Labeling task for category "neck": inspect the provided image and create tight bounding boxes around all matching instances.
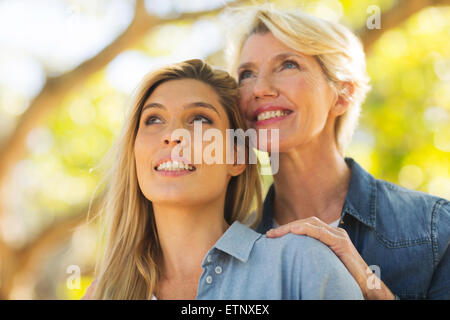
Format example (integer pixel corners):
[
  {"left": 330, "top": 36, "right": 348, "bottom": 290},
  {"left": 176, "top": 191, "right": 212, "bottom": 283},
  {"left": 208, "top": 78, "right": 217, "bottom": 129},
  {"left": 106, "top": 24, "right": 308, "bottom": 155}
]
[
  {"left": 153, "top": 201, "right": 228, "bottom": 281},
  {"left": 272, "top": 127, "right": 351, "bottom": 225}
]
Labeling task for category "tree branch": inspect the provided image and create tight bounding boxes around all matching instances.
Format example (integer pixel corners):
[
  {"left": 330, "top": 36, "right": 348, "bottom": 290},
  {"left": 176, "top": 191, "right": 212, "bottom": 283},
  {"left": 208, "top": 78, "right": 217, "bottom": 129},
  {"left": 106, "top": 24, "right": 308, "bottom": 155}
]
[
  {"left": 0, "top": 0, "right": 243, "bottom": 188},
  {"left": 358, "top": 0, "right": 449, "bottom": 52}
]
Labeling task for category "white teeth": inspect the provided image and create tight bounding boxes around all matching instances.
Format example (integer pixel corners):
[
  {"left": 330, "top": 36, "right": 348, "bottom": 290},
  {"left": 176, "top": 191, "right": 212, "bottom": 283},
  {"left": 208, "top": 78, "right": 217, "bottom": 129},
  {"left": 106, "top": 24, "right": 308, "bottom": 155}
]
[
  {"left": 257, "top": 110, "right": 288, "bottom": 121},
  {"left": 156, "top": 160, "right": 194, "bottom": 171}
]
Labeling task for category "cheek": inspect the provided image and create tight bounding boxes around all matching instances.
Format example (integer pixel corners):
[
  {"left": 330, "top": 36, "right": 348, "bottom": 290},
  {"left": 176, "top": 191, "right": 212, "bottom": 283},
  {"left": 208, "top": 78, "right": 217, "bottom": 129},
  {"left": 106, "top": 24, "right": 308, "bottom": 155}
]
[
  {"left": 238, "top": 87, "right": 252, "bottom": 112},
  {"left": 284, "top": 75, "right": 331, "bottom": 120},
  {"left": 134, "top": 134, "right": 146, "bottom": 164},
  {"left": 198, "top": 165, "right": 230, "bottom": 193},
  {"left": 134, "top": 132, "right": 156, "bottom": 178},
  {"left": 282, "top": 76, "right": 308, "bottom": 99}
]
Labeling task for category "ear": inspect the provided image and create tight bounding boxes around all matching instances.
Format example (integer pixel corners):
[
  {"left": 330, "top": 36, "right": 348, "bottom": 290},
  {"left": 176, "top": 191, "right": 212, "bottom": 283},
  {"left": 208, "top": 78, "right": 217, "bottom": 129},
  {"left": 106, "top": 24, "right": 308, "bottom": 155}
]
[
  {"left": 331, "top": 82, "right": 354, "bottom": 116},
  {"left": 227, "top": 143, "right": 247, "bottom": 177},
  {"left": 228, "top": 162, "right": 247, "bottom": 177}
]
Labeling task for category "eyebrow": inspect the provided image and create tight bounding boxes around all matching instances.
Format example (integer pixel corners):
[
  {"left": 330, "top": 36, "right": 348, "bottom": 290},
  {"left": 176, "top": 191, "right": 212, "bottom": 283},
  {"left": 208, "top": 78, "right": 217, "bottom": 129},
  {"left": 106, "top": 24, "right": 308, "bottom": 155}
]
[
  {"left": 141, "top": 101, "right": 220, "bottom": 117},
  {"left": 237, "top": 52, "right": 305, "bottom": 71}
]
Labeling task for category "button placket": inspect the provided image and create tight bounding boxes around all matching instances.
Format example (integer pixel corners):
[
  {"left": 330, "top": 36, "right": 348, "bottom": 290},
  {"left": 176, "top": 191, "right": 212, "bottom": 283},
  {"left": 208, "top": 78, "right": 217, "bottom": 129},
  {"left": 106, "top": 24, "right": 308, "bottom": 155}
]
[
  {"left": 205, "top": 253, "right": 214, "bottom": 285},
  {"left": 215, "top": 266, "right": 222, "bottom": 274}
]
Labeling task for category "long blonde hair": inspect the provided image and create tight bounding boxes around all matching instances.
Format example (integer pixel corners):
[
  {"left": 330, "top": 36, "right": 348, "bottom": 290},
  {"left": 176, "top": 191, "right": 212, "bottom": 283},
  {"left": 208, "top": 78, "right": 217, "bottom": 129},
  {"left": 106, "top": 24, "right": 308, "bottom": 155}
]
[
  {"left": 224, "top": 4, "right": 371, "bottom": 153},
  {"left": 89, "top": 59, "right": 262, "bottom": 299}
]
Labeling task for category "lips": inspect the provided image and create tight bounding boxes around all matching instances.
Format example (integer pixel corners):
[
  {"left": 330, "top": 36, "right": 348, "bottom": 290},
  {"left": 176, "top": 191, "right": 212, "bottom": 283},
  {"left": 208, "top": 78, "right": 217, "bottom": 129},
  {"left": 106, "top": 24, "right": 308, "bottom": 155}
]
[
  {"left": 251, "top": 106, "right": 292, "bottom": 121},
  {"left": 250, "top": 105, "right": 293, "bottom": 126},
  {"left": 154, "top": 156, "right": 196, "bottom": 172}
]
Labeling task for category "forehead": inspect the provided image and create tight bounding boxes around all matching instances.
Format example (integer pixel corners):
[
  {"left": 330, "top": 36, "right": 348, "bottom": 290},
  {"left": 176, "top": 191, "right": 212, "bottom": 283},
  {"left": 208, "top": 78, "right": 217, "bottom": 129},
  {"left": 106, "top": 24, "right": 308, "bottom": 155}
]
[
  {"left": 146, "top": 78, "right": 219, "bottom": 104},
  {"left": 240, "top": 32, "right": 292, "bottom": 58},
  {"left": 239, "top": 32, "right": 313, "bottom": 64},
  {"left": 238, "top": 32, "right": 321, "bottom": 74}
]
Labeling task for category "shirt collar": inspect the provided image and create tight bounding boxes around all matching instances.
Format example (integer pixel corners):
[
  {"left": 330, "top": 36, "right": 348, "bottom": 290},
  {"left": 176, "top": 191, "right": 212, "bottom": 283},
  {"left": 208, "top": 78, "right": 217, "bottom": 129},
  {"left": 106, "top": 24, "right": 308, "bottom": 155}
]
[
  {"left": 342, "top": 158, "right": 377, "bottom": 229},
  {"left": 258, "top": 158, "right": 377, "bottom": 231},
  {"left": 210, "top": 221, "right": 262, "bottom": 264}
]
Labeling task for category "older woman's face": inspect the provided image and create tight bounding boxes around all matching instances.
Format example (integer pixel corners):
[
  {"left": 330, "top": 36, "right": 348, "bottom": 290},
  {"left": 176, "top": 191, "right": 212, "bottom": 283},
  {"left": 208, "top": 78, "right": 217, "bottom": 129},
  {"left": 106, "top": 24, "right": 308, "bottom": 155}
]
[
  {"left": 237, "top": 32, "right": 338, "bottom": 152},
  {"left": 134, "top": 79, "right": 237, "bottom": 207}
]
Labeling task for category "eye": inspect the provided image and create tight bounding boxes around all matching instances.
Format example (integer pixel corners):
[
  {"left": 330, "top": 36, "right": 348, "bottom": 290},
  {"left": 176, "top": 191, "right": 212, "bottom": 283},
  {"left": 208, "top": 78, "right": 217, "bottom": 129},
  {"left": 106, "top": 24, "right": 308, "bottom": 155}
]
[
  {"left": 238, "top": 70, "right": 254, "bottom": 83},
  {"left": 281, "top": 60, "right": 300, "bottom": 70},
  {"left": 191, "top": 114, "right": 213, "bottom": 124},
  {"left": 145, "top": 115, "right": 163, "bottom": 125}
]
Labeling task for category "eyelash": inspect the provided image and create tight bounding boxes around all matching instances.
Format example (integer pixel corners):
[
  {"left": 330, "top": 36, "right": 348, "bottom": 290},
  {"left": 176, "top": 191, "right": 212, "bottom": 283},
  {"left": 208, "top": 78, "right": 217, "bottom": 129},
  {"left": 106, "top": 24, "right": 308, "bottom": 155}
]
[
  {"left": 281, "top": 60, "right": 300, "bottom": 70},
  {"left": 145, "top": 116, "right": 162, "bottom": 126},
  {"left": 238, "top": 60, "right": 301, "bottom": 83},
  {"left": 191, "top": 114, "right": 213, "bottom": 124},
  {"left": 238, "top": 70, "right": 253, "bottom": 82},
  {"left": 144, "top": 114, "right": 213, "bottom": 126}
]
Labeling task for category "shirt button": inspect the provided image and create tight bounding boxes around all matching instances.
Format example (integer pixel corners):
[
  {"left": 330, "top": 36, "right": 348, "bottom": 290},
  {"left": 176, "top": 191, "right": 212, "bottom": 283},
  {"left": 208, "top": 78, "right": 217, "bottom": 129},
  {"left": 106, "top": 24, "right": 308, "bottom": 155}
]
[
  {"left": 207, "top": 255, "right": 212, "bottom": 263},
  {"left": 206, "top": 276, "right": 213, "bottom": 284},
  {"left": 215, "top": 266, "right": 222, "bottom": 274}
]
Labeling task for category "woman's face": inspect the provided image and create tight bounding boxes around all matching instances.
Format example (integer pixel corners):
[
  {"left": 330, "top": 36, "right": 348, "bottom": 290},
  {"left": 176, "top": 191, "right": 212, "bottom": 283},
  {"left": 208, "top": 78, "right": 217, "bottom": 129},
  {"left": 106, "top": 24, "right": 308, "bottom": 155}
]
[
  {"left": 134, "top": 78, "right": 242, "bottom": 207},
  {"left": 237, "top": 32, "right": 338, "bottom": 152}
]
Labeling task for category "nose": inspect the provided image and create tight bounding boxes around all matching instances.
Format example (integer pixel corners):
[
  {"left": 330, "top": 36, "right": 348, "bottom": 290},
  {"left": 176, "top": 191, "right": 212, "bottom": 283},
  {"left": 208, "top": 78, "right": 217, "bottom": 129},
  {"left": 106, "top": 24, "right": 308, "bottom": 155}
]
[
  {"left": 253, "top": 74, "right": 278, "bottom": 99},
  {"left": 163, "top": 136, "right": 182, "bottom": 146}
]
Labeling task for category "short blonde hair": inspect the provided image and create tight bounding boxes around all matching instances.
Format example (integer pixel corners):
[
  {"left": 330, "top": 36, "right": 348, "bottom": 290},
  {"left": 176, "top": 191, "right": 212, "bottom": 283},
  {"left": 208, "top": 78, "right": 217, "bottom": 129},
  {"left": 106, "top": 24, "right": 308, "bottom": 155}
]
[{"left": 225, "top": 4, "right": 371, "bottom": 153}]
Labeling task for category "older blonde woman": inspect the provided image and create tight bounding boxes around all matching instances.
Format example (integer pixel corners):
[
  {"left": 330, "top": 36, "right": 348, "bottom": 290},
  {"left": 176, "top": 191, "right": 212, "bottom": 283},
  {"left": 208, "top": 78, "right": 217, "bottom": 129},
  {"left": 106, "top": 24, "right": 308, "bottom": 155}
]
[{"left": 226, "top": 5, "right": 449, "bottom": 300}]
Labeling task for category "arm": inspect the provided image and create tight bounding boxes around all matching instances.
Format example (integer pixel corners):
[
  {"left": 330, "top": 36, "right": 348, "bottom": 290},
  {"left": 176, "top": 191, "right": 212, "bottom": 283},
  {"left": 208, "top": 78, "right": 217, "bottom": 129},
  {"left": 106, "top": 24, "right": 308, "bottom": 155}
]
[{"left": 268, "top": 217, "right": 395, "bottom": 299}]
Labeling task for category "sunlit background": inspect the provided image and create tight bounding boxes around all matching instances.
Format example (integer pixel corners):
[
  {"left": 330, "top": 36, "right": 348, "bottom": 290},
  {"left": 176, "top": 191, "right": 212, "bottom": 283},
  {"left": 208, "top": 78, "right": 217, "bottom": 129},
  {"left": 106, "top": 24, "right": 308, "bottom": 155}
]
[{"left": 0, "top": 0, "right": 448, "bottom": 299}]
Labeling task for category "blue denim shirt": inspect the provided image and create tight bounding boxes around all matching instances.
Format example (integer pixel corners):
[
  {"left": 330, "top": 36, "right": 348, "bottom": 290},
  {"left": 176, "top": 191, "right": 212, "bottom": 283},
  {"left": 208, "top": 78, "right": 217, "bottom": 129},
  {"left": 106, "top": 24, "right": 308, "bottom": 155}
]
[
  {"left": 256, "top": 158, "right": 450, "bottom": 299},
  {"left": 195, "top": 221, "right": 363, "bottom": 299}
]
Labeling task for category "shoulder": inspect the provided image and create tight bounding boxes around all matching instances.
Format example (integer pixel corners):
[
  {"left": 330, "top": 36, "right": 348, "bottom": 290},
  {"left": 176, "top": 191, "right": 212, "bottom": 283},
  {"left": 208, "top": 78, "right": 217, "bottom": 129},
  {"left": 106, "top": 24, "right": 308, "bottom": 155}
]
[
  {"left": 254, "top": 232, "right": 340, "bottom": 265},
  {"left": 347, "top": 158, "right": 446, "bottom": 219},
  {"left": 254, "top": 234, "right": 363, "bottom": 299},
  {"left": 376, "top": 178, "right": 447, "bottom": 213},
  {"left": 375, "top": 178, "right": 449, "bottom": 237}
]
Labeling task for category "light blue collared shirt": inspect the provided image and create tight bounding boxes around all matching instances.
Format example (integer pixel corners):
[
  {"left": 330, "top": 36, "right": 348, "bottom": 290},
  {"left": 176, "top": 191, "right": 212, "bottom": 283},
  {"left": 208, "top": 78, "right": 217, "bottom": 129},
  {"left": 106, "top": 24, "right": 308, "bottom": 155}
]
[{"left": 195, "top": 221, "right": 363, "bottom": 299}]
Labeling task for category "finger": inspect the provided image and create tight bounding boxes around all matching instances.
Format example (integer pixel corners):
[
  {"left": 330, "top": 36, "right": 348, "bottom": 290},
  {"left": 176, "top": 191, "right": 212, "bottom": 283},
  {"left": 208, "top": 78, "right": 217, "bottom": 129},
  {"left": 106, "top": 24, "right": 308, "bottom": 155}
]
[
  {"left": 266, "top": 217, "right": 343, "bottom": 238},
  {"left": 306, "top": 216, "right": 334, "bottom": 228},
  {"left": 292, "top": 222, "right": 343, "bottom": 247},
  {"left": 266, "top": 225, "right": 291, "bottom": 238},
  {"left": 266, "top": 220, "right": 309, "bottom": 238},
  {"left": 304, "top": 217, "right": 344, "bottom": 236}
]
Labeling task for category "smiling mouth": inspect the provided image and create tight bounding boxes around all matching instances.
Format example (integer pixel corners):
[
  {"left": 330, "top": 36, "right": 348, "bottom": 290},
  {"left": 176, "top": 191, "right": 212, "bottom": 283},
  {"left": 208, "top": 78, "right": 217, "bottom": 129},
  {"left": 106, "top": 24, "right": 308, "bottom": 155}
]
[
  {"left": 154, "top": 160, "right": 196, "bottom": 172},
  {"left": 254, "top": 109, "right": 292, "bottom": 122}
]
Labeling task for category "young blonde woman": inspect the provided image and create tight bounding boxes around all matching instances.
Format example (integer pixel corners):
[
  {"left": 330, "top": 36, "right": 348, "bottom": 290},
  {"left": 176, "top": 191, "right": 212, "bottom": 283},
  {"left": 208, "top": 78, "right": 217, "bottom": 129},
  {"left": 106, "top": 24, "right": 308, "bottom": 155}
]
[
  {"left": 226, "top": 5, "right": 450, "bottom": 300},
  {"left": 82, "top": 59, "right": 363, "bottom": 300}
]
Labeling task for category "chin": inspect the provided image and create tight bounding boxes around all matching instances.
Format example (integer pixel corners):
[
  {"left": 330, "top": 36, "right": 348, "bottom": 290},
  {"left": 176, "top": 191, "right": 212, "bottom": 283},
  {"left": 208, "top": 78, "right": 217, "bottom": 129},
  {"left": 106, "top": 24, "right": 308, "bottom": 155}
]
[
  {"left": 254, "top": 129, "right": 287, "bottom": 153},
  {"left": 147, "top": 195, "right": 193, "bottom": 206}
]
